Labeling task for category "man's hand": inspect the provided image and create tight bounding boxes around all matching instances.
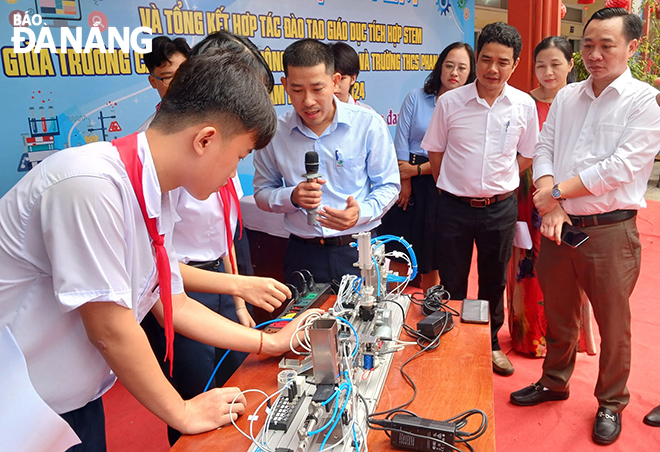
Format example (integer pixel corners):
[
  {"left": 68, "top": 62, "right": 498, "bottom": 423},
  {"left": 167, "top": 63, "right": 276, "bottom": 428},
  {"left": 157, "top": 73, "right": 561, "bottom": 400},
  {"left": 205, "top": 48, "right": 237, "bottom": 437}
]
[
  {"left": 234, "top": 276, "right": 290, "bottom": 313},
  {"left": 291, "top": 178, "right": 326, "bottom": 209},
  {"left": 397, "top": 179, "right": 412, "bottom": 210},
  {"left": 533, "top": 186, "right": 559, "bottom": 216},
  {"left": 398, "top": 161, "right": 417, "bottom": 180},
  {"left": 318, "top": 196, "right": 360, "bottom": 231},
  {"left": 539, "top": 204, "right": 571, "bottom": 245},
  {"left": 177, "top": 387, "right": 247, "bottom": 434}
]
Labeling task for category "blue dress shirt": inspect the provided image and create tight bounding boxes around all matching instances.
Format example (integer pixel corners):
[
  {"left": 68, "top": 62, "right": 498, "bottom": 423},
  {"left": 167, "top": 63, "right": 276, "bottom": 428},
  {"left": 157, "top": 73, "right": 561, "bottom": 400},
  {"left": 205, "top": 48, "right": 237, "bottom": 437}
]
[
  {"left": 394, "top": 88, "right": 436, "bottom": 161},
  {"left": 253, "top": 98, "right": 400, "bottom": 239}
]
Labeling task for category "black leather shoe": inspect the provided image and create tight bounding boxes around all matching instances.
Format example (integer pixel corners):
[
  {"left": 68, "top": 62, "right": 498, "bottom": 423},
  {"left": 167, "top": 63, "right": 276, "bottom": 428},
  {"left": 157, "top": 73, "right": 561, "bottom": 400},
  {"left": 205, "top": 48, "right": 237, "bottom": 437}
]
[
  {"left": 643, "top": 405, "right": 660, "bottom": 427},
  {"left": 510, "top": 382, "right": 569, "bottom": 406},
  {"left": 592, "top": 407, "right": 621, "bottom": 445}
]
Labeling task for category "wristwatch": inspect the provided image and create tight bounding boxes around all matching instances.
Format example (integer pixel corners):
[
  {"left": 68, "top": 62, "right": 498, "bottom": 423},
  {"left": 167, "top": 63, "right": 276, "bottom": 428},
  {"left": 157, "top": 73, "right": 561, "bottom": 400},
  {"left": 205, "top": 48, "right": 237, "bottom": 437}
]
[{"left": 551, "top": 183, "right": 564, "bottom": 201}]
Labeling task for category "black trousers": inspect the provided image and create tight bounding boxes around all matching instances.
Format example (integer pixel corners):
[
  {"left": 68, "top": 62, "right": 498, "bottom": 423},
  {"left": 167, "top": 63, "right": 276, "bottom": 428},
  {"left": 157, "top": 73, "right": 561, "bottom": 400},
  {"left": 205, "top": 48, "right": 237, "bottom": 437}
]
[
  {"left": 435, "top": 191, "right": 517, "bottom": 350},
  {"left": 61, "top": 397, "right": 106, "bottom": 452},
  {"left": 283, "top": 237, "right": 360, "bottom": 290}
]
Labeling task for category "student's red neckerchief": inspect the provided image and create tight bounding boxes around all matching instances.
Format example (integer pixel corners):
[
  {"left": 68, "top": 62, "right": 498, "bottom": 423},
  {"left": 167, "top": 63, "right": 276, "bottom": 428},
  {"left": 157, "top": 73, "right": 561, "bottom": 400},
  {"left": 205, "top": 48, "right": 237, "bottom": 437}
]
[
  {"left": 217, "top": 179, "right": 242, "bottom": 274},
  {"left": 113, "top": 132, "right": 175, "bottom": 376}
]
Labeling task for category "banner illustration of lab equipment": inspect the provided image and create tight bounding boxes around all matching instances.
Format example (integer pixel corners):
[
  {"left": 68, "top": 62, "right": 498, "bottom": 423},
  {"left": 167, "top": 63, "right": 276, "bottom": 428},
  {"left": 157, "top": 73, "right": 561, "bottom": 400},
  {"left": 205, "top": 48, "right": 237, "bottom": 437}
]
[{"left": 17, "top": 104, "right": 61, "bottom": 172}]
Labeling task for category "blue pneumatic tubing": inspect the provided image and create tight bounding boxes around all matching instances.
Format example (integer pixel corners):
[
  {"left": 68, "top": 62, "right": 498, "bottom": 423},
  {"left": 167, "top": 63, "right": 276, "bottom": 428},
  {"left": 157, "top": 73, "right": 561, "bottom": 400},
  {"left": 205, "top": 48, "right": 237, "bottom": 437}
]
[{"left": 203, "top": 318, "right": 293, "bottom": 393}]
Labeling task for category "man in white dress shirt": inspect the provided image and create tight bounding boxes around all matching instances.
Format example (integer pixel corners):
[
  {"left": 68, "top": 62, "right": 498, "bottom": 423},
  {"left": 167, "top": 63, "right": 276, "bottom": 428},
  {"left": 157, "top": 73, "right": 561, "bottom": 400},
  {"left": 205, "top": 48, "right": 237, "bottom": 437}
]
[
  {"left": 0, "top": 53, "right": 316, "bottom": 451},
  {"left": 510, "top": 8, "right": 660, "bottom": 445},
  {"left": 421, "top": 22, "right": 538, "bottom": 376}
]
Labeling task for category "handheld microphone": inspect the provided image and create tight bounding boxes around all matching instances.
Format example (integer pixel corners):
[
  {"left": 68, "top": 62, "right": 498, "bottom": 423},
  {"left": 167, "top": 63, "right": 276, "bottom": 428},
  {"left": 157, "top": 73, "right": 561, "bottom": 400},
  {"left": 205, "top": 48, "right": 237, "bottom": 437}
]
[{"left": 302, "top": 151, "right": 322, "bottom": 226}]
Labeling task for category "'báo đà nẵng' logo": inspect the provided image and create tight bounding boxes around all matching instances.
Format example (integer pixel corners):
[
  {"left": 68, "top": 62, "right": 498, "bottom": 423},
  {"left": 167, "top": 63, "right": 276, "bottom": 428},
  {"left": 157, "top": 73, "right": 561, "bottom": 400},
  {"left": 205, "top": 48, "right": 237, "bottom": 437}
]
[{"left": 11, "top": 13, "right": 152, "bottom": 54}]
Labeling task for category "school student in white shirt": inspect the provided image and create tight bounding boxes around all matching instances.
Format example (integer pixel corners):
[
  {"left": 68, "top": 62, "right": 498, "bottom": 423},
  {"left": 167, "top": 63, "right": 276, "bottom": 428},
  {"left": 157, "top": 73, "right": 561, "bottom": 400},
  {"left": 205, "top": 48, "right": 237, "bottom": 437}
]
[
  {"left": 0, "top": 52, "right": 318, "bottom": 451},
  {"left": 421, "top": 22, "right": 539, "bottom": 377},
  {"left": 139, "top": 31, "right": 279, "bottom": 446},
  {"left": 510, "top": 8, "right": 660, "bottom": 445}
]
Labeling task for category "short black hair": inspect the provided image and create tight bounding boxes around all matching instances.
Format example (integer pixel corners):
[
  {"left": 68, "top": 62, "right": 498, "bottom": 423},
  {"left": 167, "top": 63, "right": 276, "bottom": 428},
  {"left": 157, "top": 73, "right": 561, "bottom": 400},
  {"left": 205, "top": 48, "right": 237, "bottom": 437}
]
[
  {"left": 190, "top": 31, "right": 274, "bottom": 93},
  {"left": 477, "top": 22, "right": 523, "bottom": 62},
  {"left": 282, "top": 39, "right": 334, "bottom": 76},
  {"left": 150, "top": 52, "right": 276, "bottom": 150},
  {"left": 142, "top": 36, "right": 191, "bottom": 74},
  {"left": 534, "top": 36, "right": 577, "bottom": 84},
  {"left": 584, "top": 7, "right": 643, "bottom": 43},
  {"left": 329, "top": 42, "right": 360, "bottom": 78},
  {"left": 424, "top": 42, "right": 476, "bottom": 96}
]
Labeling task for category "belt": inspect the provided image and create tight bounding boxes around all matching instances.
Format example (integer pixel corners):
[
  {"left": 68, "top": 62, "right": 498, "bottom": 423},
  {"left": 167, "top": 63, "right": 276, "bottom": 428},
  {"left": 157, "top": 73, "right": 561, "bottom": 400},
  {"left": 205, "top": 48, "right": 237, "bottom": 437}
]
[
  {"left": 409, "top": 153, "right": 429, "bottom": 165},
  {"left": 441, "top": 190, "right": 515, "bottom": 208},
  {"left": 568, "top": 209, "right": 636, "bottom": 228},
  {"left": 291, "top": 233, "right": 354, "bottom": 247},
  {"left": 187, "top": 258, "right": 221, "bottom": 271}
]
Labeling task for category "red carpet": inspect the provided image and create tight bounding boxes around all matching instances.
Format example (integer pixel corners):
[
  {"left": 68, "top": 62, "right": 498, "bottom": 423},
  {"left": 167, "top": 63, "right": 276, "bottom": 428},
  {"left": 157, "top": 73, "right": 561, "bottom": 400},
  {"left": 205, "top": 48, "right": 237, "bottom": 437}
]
[
  {"left": 490, "top": 201, "right": 660, "bottom": 451},
  {"left": 104, "top": 200, "right": 660, "bottom": 451}
]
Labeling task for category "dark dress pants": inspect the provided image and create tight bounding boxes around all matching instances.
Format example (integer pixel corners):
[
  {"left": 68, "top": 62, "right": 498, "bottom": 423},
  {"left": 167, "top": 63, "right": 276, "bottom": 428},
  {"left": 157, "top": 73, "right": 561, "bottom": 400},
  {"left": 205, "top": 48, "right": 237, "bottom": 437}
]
[
  {"left": 61, "top": 397, "right": 106, "bottom": 452},
  {"left": 435, "top": 191, "right": 517, "bottom": 351},
  {"left": 283, "top": 237, "right": 360, "bottom": 290}
]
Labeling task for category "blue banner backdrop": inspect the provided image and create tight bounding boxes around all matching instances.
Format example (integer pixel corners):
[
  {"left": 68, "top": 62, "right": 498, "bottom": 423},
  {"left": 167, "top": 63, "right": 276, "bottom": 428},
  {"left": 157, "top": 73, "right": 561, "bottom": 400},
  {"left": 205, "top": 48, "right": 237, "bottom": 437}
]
[{"left": 0, "top": 0, "right": 474, "bottom": 196}]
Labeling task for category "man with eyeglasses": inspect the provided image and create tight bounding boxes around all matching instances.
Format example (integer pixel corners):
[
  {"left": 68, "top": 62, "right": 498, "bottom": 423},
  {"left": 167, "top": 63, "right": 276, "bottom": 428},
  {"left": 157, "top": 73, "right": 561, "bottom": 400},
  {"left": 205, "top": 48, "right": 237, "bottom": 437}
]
[{"left": 139, "top": 36, "right": 191, "bottom": 131}]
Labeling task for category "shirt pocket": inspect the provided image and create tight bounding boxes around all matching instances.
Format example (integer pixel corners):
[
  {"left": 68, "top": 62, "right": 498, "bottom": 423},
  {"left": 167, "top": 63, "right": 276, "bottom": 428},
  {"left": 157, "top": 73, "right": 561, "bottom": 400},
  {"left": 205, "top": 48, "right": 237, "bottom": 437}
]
[
  {"left": 594, "top": 124, "right": 626, "bottom": 158},
  {"left": 499, "top": 123, "right": 523, "bottom": 156}
]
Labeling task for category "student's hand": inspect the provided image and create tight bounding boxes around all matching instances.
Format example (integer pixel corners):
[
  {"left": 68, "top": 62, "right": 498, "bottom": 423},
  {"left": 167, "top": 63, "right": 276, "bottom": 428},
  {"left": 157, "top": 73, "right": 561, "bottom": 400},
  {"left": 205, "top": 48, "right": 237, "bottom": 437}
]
[
  {"left": 292, "top": 178, "right": 326, "bottom": 210},
  {"left": 177, "top": 387, "right": 247, "bottom": 434},
  {"left": 532, "top": 186, "right": 559, "bottom": 216},
  {"left": 317, "top": 196, "right": 360, "bottom": 231},
  {"left": 397, "top": 179, "right": 412, "bottom": 210},
  {"left": 235, "top": 276, "right": 290, "bottom": 313},
  {"left": 398, "top": 161, "right": 417, "bottom": 180},
  {"left": 539, "top": 204, "right": 570, "bottom": 245},
  {"left": 235, "top": 298, "right": 256, "bottom": 328},
  {"left": 264, "top": 309, "right": 324, "bottom": 355}
]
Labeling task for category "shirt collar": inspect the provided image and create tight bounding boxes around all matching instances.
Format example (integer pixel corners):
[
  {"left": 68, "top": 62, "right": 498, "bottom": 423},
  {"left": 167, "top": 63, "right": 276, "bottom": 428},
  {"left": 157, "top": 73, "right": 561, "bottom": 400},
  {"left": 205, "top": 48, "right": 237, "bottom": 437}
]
[
  {"left": 424, "top": 90, "right": 437, "bottom": 106},
  {"left": 289, "top": 96, "right": 349, "bottom": 138},
  {"left": 137, "top": 132, "right": 162, "bottom": 221},
  {"left": 465, "top": 81, "right": 513, "bottom": 107},
  {"left": 584, "top": 67, "right": 632, "bottom": 99}
]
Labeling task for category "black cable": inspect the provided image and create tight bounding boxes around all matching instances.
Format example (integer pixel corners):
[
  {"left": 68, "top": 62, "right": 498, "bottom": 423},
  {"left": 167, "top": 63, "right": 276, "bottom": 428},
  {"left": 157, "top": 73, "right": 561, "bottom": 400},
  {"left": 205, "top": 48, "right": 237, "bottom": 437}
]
[
  {"left": 422, "top": 285, "right": 455, "bottom": 316},
  {"left": 286, "top": 270, "right": 308, "bottom": 296},
  {"left": 368, "top": 409, "right": 488, "bottom": 452},
  {"left": 408, "top": 291, "right": 425, "bottom": 306}
]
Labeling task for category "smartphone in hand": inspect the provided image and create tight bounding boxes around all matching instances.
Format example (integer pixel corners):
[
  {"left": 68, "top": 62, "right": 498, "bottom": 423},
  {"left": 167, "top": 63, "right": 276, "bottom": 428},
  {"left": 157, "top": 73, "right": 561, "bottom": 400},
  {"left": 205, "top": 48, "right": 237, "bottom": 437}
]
[{"left": 561, "top": 223, "right": 589, "bottom": 248}]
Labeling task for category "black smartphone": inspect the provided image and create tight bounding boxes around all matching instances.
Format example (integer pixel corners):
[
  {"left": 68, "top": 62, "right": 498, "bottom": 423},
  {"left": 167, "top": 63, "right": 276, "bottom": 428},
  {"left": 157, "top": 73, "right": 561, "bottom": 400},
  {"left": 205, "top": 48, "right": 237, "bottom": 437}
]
[
  {"left": 561, "top": 223, "right": 589, "bottom": 248},
  {"left": 461, "top": 299, "right": 489, "bottom": 324}
]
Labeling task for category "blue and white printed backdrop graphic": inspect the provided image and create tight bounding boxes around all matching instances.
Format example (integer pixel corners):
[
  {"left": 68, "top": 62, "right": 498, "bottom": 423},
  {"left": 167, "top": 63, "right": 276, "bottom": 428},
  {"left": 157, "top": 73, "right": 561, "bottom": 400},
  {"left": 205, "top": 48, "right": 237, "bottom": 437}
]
[{"left": 0, "top": 0, "right": 473, "bottom": 196}]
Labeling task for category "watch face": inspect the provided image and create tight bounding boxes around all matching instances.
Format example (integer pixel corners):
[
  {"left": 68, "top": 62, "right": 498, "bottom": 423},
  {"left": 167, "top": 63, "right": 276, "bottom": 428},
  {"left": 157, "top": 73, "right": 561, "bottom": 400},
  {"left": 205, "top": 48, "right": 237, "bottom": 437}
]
[{"left": 552, "top": 188, "right": 562, "bottom": 199}]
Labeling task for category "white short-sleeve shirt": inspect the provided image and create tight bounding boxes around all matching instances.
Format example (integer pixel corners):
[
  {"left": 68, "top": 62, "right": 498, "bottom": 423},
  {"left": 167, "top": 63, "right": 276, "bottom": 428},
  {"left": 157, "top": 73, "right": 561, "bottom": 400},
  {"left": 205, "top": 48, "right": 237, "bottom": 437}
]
[
  {"left": 421, "top": 82, "right": 539, "bottom": 197},
  {"left": 0, "top": 132, "right": 183, "bottom": 414},
  {"left": 171, "top": 175, "right": 242, "bottom": 263}
]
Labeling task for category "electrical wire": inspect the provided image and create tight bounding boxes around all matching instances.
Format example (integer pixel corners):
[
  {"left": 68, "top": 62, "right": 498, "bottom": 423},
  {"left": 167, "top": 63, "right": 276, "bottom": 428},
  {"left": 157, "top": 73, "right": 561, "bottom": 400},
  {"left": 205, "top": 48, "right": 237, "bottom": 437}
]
[{"left": 204, "top": 318, "right": 295, "bottom": 393}]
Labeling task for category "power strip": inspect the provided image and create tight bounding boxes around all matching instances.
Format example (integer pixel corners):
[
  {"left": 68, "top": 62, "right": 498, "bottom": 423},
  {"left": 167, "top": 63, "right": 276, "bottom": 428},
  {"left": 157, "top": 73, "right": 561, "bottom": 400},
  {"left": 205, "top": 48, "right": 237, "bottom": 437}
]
[{"left": 264, "top": 283, "right": 332, "bottom": 333}]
